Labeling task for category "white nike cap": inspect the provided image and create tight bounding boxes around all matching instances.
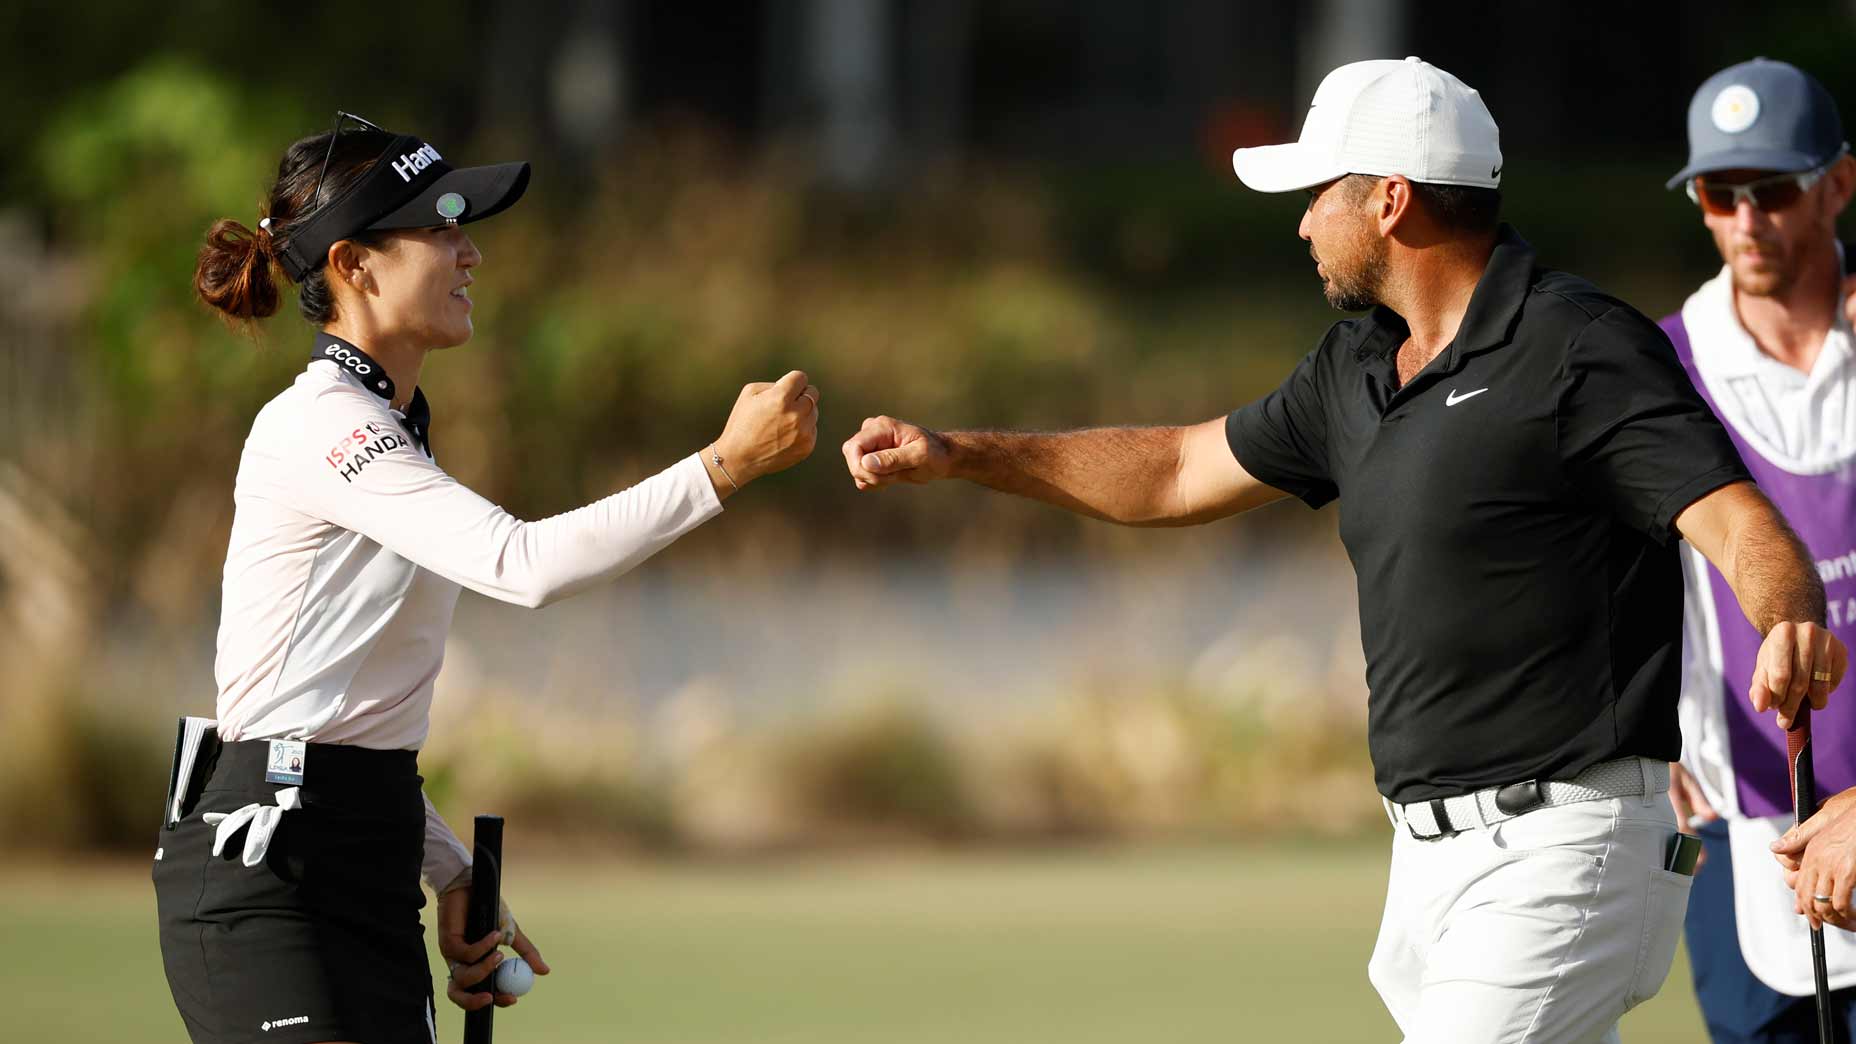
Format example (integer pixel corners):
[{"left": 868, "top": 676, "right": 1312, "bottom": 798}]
[{"left": 1233, "top": 56, "right": 1504, "bottom": 193}]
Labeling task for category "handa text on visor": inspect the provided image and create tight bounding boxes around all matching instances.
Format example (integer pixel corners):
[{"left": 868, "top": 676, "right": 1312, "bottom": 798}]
[
  {"left": 276, "top": 133, "right": 454, "bottom": 281},
  {"left": 271, "top": 123, "right": 530, "bottom": 283},
  {"left": 390, "top": 144, "right": 442, "bottom": 183}
]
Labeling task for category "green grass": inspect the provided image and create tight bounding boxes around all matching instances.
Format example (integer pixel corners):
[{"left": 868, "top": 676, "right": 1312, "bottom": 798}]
[{"left": 10, "top": 840, "right": 1705, "bottom": 1042}]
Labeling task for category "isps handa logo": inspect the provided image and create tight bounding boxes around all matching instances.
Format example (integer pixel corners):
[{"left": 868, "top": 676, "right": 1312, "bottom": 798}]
[{"left": 326, "top": 421, "right": 411, "bottom": 483}]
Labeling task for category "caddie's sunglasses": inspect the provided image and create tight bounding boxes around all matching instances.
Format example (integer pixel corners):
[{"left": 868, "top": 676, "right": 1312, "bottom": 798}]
[
  {"left": 1686, "top": 151, "right": 1845, "bottom": 216},
  {"left": 311, "top": 111, "right": 387, "bottom": 206}
]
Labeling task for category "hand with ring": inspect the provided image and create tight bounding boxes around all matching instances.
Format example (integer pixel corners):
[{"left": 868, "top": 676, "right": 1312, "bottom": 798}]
[
  {"left": 1774, "top": 785, "right": 1856, "bottom": 930},
  {"left": 709, "top": 370, "right": 820, "bottom": 495},
  {"left": 1748, "top": 620, "right": 1847, "bottom": 730}
]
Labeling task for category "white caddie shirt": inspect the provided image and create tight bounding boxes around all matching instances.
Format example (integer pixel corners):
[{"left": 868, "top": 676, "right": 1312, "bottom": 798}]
[{"left": 213, "top": 332, "right": 723, "bottom": 888}]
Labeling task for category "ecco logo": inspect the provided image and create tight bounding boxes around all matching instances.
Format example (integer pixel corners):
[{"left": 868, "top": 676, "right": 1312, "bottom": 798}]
[
  {"left": 261, "top": 1015, "right": 309, "bottom": 1031},
  {"left": 323, "top": 344, "right": 373, "bottom": 376},
  {"left": 391, "top": 143, "right": 443, "bottom": 182}
]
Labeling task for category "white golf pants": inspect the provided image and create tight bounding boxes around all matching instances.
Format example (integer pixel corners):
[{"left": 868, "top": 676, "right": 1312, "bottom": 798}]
[{"left": 1369, "top": 784, "right": 1690, "bottom": 1043}]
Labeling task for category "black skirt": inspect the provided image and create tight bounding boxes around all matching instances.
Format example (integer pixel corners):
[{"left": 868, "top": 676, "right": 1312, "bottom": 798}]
[{"left": 153, "top": 739, "right": 436, "bottom": 1044}]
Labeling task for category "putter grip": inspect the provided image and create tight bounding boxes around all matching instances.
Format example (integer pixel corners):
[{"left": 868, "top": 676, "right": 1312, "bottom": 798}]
[
  {"left": 463, "top": 814, "right": 504, "bottom": 1044},
  {"left": 1789, "top": 708, "right": 1815, "bottom": 819}
]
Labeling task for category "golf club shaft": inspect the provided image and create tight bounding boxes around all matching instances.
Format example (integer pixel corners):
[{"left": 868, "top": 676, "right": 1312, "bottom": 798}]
[{"left": 1788, "top": 708, "right": 1833, "bottom": 1044}]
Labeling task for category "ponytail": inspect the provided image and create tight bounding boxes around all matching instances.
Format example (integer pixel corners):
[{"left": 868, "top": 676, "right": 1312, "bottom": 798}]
[
  {"left": 194, "top": 217, "right": 281, "bottom": 329},
  {"left": 196, "top": 126, "right": 393, "bottom": 331}
]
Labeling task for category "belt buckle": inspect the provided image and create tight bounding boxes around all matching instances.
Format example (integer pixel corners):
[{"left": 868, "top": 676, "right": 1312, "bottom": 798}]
[{"left": 1494, "top": 779, "right": 1544, "bottom": 816}]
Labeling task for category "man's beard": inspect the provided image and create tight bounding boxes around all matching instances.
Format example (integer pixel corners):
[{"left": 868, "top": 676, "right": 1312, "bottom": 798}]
[
  {"left": 1321, "top": 238, "right": 1389, "bottom": 312},
  {"left": 1730, "top": 240, "right": 1793, "bottom": 298}
]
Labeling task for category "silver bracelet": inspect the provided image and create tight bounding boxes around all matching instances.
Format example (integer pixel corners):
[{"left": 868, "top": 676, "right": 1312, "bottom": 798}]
[{"left": 709, "top": 446, "right": 739, "bottom": 492}]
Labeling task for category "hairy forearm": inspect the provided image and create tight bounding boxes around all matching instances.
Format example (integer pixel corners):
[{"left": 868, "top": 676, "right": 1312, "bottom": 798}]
[
  {"left": 1679, "top": 482, "right": 1847, "bottom": 726},
  {"left": 943, "top": 427, "right": 1191, "bottom": 526},
  {"left": 1722, "top": 501, "right": 1827, "bottom": 633}
]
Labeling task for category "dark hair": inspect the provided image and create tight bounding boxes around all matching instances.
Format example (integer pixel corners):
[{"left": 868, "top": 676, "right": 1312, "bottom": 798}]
[
  {"left": 194, "top": 129, "right": 392, "bottom": 330},
  {"left": 1337, "top": 174, "right": 1501, "bottom": 236},
  {"left": 1409, "top": 182, "right": 1501, "bottom": 235}
]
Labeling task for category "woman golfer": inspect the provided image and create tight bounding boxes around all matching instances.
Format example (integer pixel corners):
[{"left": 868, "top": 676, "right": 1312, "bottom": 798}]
[{"left": 155, "top": 113, "right": 818, "bottom": 1044}]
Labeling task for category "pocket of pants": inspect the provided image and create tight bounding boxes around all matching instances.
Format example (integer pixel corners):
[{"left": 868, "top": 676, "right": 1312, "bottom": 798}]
[{"left": 1627, "top": 868, "right": 1694, "bottom": 1009}]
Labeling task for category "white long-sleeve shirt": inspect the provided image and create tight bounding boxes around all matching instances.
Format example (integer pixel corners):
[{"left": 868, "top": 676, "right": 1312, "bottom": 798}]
[{"left": 213, "top": 332, "right": 723, "bottom": 887}]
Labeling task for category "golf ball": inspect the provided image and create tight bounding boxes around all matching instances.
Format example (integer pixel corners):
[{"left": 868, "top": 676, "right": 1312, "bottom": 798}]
[{"left": 494, "top": 956, "right": 535, "bottom": 996}]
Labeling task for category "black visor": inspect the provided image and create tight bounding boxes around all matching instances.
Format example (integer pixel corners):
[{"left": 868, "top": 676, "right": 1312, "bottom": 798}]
[{"left": 278, "top": 131, "right": 530, "bottom": 281}]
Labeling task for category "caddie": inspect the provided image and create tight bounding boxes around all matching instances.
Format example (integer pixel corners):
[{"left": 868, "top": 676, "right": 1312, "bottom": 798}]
[{"left": 1658, "top": 57, "right": 1856, "bottom": 1042}]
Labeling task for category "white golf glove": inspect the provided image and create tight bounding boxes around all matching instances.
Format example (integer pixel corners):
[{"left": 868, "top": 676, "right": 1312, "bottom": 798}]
[{"left": 203, "top": 786, "right": 302, "bottom": 867}]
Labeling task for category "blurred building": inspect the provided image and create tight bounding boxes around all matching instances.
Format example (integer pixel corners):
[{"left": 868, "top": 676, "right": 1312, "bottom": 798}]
[
  {"left": 477, "top": 0, "right": 1808, "bottom": 188},
  {"left": 15, "top": 0, "right": 1849, "bottom": 201}
]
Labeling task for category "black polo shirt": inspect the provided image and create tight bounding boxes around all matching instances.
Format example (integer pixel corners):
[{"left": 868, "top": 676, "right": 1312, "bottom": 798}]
[{"left": 1227, "top": 225, "right": 1749, "bottom": 805}]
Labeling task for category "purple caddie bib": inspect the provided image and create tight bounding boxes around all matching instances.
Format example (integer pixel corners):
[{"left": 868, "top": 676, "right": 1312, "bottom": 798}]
[{"left": 1662, "top": 314, "right": 1856, "bottom": 817}]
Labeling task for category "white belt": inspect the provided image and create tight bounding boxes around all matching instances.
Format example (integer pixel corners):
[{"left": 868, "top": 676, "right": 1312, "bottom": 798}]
[
  {"left": 1384, "top": 757, "right": 1668, "bottom": 840},
  {"left": 203, "top": 787, "right": 302, "bottom": 866}
]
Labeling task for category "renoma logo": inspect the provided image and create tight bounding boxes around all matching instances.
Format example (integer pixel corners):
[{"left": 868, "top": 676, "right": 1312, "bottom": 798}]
[
  {"left": 261, "top": 1015, "right": 309, "bottom": 1031},
  {"left": 391, "top": 143, "right": 443, "bottom": 182}
]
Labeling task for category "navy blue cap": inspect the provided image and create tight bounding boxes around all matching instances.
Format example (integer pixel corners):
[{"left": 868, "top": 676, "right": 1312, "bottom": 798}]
[{"left": 1667, "top": 58, "right": 1846, "bottom": 189}]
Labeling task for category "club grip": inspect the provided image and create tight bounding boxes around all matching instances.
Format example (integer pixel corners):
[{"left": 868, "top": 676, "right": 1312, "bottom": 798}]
[
  {"left": 1788, "top": 708, "right": 1815, "bottom": 823},
  {"left": 463, "top": 814, "right": 504, "bottom": 1044}
]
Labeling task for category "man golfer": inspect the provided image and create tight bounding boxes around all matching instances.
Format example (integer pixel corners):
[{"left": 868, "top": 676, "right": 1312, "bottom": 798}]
[
  {"left": 841, "top": 57, "right": 1847, "bottom": 1042},
  {"left": 1656, "top": 58, "right": 1856, "bottom": 1041}
]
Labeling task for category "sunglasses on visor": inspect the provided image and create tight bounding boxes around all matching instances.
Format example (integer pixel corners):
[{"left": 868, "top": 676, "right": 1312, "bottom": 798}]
[
  {"left": 1685, "top": 152, "right": 1845, "bottom": 215},
  {"left": 311, "top": 111, "right": 388, "bottom": 207}
]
